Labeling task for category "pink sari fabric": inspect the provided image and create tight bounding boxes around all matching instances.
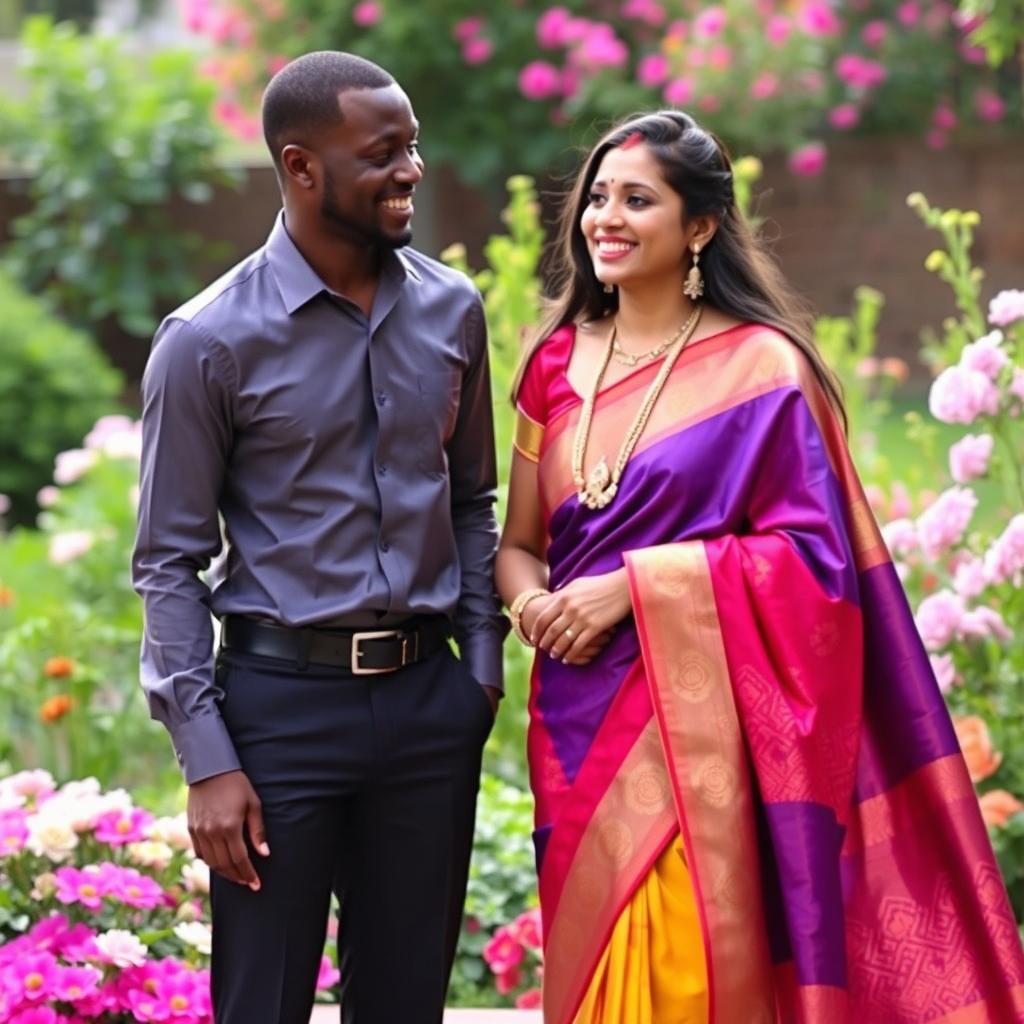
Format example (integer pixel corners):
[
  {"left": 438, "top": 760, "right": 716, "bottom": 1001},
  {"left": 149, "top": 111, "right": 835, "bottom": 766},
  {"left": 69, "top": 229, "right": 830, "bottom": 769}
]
[{"left": 516, "top": 323, "right": 1024, "bottom": 1023}]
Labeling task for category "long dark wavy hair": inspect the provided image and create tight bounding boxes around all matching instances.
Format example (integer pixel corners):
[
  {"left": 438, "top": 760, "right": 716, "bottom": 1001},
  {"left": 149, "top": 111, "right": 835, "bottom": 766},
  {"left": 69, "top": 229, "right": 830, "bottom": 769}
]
[{"left": 513, "top": 109, "right": 845, "bottom": 427}]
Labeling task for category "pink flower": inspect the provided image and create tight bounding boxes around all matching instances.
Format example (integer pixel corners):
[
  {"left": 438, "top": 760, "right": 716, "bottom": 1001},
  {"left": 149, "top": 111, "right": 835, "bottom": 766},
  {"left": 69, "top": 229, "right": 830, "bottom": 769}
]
[
  {"left": 916, "top": 589, "right": 966, "bottom": 650},
  {"left": 516, "top": 987, "right": 543, "bottom": 1009},
  {"left": 889, "top": 481, "right": 913, "bottom": 519},
  {"left": 267, "top": 54, "right": 289, "bottom": 75},
  {"left": 988, "top": 289, "right": 1024, "bottom": 327},
  {"left": 699, "top": 94, "right": 720, "bottom": 113},
  {"left": 930, "top": 653, "right": 957, "bottom": 693},
  {"left": 94, "top": 807, "right": 154, "bottom": 846},
  {"left": 8, "top": 952, "right": 59, "bottom": 1002},
  {"left": 828, "top": 103, "right": 859, "bottom": 129},
  {"left": 37, "top": 485, "right": 60, "bottom": 508},
  {"left": 932, "top": 104, "right": 957, "bottom": 130},
  {"left": 881, "top": 518, "right": 918, "bottom": 557},
  {"left": 961, "top": 330, "right": 1007, "bottom": 379},
  {"left": 55, "top": 867, "right": 106, "bottom": 909},
  {"left": 663, "top": 76, "right": 694, "bottom": 105},
  {"left": 483, "top": 926, "right": 525, "bottom": 974},
  {"left": 766, "top": 14, "right": 792, "bottom": 45},
  {"left": 637, "top": 53, "right": 670, "bottom": 87},
  {"left": 108, "top": 866, "right": 165, "bottom": 909},
  {"left": 953, "top": 556, "right": 988, "bottom": 599},
  {"left": 622, "top": 0, "right": 666, "bottom": 24},
  {"left": 536, "top": 6, "right": 573, "bottom": 48},
  {"left": 926, "top": 129, "right": 948, "bottom": 151},
  {"left": 960, "top": 41, "right": 987, "bottom": 63},
  {"left": 518, "top": 61, "right": 562, "bottom": 100},
  {"left": 949, "top": 433, "right": 994, "bottom": 483},
  {"left": 929, "top": 365, "right": 1000, "bottom": 423},
  {"left": 315, "top": 954, "right": 340, "bottom": 991},
  {"left": 1011, "top": 368, "right": 1024, "bottom": 407},
  {"left": 861, "top": 19, "right": 887, "bottom": 47},
  {"left": 975, "top": 88, "right": 1006, "bottom": 123},
  {"left": 960, "top": 605, "right": 1012, "bottom": 643},
  {"left": 694, "top": 6, "right": 727, "bottom": 38},
  {"left": 462, "top": 38, "right": 493, "bottom": 64},
  {"left": 509, "top": 907, "right": 543, "bottom": 948},
  {"left": 984, "top": 514, "right": 1024, "bottom": 584},
  {"left": 916, "top": 486, "right": 978, "bottom": 561},
  {"left": 351, "top": 1, "right": 381, "bottom": 27},
  {"left": 54, "top": 964, "right": 102, "bottom": 1003},
  {"left": 897, "top": 1, "right": 920, "bottom": 26},
  {"left": 577, "top": 25, "right": 629, "bottom": 68},
  {"left": 835, "top": 53, "right": 887, "bottom": 89},
  {"left": 53, "top": 449, "right": 98, "bottom": 485},
  {"left": 6, "top": 770, "right": 56, "bottom": 801},
  {"left": 0, "top": 809, "right": 29, "bottom": 855},
  {"left": 708, "top": 45, "right": 732, "bottom": 70},
  {"left": 495, "top": 965, "right": 522, "bottom": 995},
  {"left": 788, "top": 142, "right": 827, "bottom": 177},
  {"left": 453, "top": 16, "right": 484, "bottom": 41},
  {"left": 797, "top": 1, "right": 842, "bottom": 36},
  {"left": 8, "top": 1009, "right": 59, "bottom": 1024}
]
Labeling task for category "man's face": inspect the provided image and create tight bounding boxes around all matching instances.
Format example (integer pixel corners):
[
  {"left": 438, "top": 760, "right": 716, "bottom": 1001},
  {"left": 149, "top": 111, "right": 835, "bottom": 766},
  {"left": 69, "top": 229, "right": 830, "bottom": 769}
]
[{"left": 316, "top": 84, "right": 424, "bottom": 249}]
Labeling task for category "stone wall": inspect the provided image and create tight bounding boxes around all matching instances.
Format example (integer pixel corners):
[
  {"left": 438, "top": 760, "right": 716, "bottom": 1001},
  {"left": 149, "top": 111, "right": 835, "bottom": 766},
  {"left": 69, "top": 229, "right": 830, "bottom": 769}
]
[{"left": 2, "top": 135, "right": 1022, "bottom": 391}]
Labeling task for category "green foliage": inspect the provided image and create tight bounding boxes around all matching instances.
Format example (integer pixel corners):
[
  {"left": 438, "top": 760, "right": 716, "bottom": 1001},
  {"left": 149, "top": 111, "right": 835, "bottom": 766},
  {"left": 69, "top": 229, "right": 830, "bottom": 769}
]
[
  {"left": 959, "top": 0, "right": 1024, "bottom": 65},
  {"left": 0, "top": 271, "right": 122, "bottom": 525},
  {"left": 0, "top": 433, "right": 182, "bottom": 806},
  {"left": 0, "top": 17, "right": 242, "bottom": 337}
]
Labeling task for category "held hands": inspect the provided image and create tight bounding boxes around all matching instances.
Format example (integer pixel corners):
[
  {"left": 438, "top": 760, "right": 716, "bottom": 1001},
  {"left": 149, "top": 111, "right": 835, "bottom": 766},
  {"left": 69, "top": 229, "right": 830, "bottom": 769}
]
[
  {"left": 187, "top": 770, "right": 270, "bottom": 891},
  {"left": 525, "top": 568, "right": 633, "bottom": 665}
]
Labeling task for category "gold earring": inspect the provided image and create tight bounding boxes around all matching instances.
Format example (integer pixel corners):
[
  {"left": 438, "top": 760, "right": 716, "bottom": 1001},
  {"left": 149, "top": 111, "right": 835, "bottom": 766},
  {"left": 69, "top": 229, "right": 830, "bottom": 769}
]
[
  {"left": 603, "top": 282, "right": 614, "bottom": 294},
  {"left": 684, "top": 245, "right": 704, "bottom": 300}
]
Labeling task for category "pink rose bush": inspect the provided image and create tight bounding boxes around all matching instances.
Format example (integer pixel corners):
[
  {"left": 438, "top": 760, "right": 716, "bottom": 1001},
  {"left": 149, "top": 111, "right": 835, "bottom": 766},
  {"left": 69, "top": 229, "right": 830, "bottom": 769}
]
[
  {"left": 482, "top": 908, "right": 543, "bottom": 1007},
  {"left": 875, "top": 198, "right": 1024, "bottom": 877},
  {"left": 0, "top": 773, "right": 339, "bottom": 1021}
]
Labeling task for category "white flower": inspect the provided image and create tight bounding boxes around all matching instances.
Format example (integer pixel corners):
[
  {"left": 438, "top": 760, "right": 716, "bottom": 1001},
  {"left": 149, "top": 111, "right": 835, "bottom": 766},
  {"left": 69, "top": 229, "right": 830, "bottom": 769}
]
[
  {"left": 95, "top": 929, "right": 148, "bottom": 968},
  {"left": 915, "top": 486, "right": 978, "bottom": 561},
  {"left": 57, "top": 778, "right": 102, "bottom": 801},
  {"left": 881, "top": 517, "right": 918, "bottom": 557},
  {"left": 960, "top": 330, "right": 1008, "bottom": 379},
  {"left": 6, "top": 769, "right": 56, "bottom": 799},
  {"left": 181, "top": 858, "right": 210, "bottom": 894},
  {"left": 49, "top": 530, "right": 94, "bottom": 565},
  {"left": 148, "top": 814, "right": 192, "bottom": 852},
  {"left": 128, "top": 840, "right": 174, "bottom": 870},
  {"left": 26, "top": 815, "right": 79, "bottom": 862},
  {"left": 988, "top": 289, "right": 1024, "bottom": 327},
  {"left": 173, "top": 921, "right": 212, "bottom": 956}
]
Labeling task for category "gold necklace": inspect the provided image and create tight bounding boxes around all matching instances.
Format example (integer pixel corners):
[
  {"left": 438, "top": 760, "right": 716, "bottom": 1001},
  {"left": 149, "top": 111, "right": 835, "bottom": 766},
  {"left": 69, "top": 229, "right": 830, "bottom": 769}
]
[
  {"left": 572, "top": 303, "right": 703, "bottom": 510},
  {"left": 611, "top": 318, "right": 689, "bottom": 367}
]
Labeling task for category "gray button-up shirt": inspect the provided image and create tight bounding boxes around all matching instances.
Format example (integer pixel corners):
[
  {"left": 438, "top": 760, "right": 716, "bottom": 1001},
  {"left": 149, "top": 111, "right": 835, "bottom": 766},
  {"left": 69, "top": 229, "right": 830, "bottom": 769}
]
[{"left": 132, "top": 213, "right": 505, "bottom": 784}]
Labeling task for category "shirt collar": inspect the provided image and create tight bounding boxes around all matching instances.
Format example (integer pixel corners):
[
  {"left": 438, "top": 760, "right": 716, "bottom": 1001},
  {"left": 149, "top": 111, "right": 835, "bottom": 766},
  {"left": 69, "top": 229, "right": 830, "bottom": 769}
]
[{"left": 266, "top": 210, "right": 422, "bottom": 316}]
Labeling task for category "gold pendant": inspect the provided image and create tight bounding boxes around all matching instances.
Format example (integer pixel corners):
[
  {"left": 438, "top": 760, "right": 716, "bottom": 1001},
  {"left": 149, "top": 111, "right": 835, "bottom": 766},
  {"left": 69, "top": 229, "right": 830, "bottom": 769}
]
[{"left": 579, "top": 457, "right": 617, "bottom": 509}]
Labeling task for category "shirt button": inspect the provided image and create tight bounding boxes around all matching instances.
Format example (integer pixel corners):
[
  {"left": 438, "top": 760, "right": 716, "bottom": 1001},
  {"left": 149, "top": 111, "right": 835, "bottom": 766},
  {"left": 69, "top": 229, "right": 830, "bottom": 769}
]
[
  {"left": 378, "top": 463, "right": 388, "bottom": 476},
  {"left": 380, "top": 540, "right": 390, "bottom": 552},
  {"left": 377, "top": 391, "right": 388, "bottom": 407}
]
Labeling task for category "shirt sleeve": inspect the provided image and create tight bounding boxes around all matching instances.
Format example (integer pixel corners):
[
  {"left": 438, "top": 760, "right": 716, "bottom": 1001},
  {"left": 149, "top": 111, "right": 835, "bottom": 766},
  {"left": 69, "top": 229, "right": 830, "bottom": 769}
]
[
  {"left": 447, "top": 297, "right": 509, "bottom": 689},
  {"left": 131, "top": 317, "right": 241, "bottom": 784},
  {"left": 514, "top": 342, "right": 551, "bottom": 463}
]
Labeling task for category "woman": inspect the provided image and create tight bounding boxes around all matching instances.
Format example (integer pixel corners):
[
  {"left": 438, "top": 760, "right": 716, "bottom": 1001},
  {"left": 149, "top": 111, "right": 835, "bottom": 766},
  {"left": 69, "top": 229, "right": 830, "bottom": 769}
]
[{"left": 496, "top": 110, "right": 1024, "bottom": 1023}]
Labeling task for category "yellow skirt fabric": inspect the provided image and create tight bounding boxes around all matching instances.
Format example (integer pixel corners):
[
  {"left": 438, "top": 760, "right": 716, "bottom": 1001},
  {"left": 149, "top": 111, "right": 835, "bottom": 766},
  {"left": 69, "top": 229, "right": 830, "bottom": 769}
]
[{"left": 573, "top": 836, "right": 708, "bottom": 1024}]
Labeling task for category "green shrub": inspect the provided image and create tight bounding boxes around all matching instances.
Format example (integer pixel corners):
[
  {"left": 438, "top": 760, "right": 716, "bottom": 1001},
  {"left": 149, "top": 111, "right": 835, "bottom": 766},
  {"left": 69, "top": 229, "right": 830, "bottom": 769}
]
[
  {"left": 0, "top": 17, "right": 242, "bottom": 337},
  {"left": 0, "top": 271, "right": 122, "bottom": 524}
]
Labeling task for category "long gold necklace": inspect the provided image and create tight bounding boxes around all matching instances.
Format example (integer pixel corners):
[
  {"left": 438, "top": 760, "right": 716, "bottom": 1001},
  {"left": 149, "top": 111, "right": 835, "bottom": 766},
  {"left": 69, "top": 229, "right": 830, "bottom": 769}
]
[
  {"left": 572, "top": 303, "right": 702, "bottom": 511},
  {"left": 611, "top": 321, "right": 686, "bottom": 367}
]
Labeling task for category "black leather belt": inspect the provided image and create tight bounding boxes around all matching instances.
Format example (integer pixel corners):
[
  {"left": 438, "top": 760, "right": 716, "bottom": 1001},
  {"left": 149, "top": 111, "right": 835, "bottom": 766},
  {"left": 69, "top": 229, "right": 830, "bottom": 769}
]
[{"left": 220, "top": 615, "right": 451, "bottom": 674}]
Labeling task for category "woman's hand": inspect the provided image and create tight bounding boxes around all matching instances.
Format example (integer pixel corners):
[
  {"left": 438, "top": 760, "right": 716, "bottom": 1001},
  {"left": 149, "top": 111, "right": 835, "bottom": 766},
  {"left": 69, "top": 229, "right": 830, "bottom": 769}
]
[{"left": 528, "top": 568, "right": 632, "bottom": 665}]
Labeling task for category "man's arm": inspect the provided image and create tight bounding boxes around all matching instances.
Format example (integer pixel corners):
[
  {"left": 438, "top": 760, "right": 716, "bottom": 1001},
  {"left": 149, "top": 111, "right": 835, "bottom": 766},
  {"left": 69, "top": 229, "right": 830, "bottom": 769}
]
[
  {"left": 447, "top": 298, "right": 509, "bottom": 701},
  {"left": 132, "top": 317, "right": 239, "bottom": 783}
]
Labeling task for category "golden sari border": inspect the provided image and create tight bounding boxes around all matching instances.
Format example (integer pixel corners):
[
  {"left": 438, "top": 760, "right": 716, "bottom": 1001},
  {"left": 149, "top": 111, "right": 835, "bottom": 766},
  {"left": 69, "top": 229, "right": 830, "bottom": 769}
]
[
  {"left": 542, "top": 717, "right": 678, "bottom": 1024},
  {"left": 626, "top": 542, "right": 777, "bottom": 1024}
]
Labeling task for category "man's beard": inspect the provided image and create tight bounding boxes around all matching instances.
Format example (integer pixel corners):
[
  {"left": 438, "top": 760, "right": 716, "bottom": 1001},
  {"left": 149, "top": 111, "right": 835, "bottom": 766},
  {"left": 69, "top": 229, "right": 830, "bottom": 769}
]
[{"left": 319, "top": 168, "right": 412, "bottom": 250}]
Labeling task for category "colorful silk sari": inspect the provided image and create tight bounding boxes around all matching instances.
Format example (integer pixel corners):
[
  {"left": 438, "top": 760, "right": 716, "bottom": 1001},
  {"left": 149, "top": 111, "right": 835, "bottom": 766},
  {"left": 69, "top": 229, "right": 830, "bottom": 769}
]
[{"left": 514, "top": 322, "right": 1024, "bottom": 1024}]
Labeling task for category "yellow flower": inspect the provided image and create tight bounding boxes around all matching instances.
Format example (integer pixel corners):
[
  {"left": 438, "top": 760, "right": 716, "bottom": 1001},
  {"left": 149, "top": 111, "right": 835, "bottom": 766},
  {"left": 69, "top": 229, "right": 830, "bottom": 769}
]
[{"left": 924, "top": 250, "right": 947, "bottom": 272}]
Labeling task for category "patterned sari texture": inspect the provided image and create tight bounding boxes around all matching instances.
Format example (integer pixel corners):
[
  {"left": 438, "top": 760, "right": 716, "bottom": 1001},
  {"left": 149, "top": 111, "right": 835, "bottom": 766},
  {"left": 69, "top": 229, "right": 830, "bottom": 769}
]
[{"left": 515, "top": 323, "right": 1024, "bottom": 1024}]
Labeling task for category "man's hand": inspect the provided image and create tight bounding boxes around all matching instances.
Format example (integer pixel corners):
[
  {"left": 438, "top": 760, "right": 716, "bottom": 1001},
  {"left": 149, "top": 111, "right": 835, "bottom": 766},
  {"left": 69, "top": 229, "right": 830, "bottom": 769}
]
[{"left": 187, "top": 770, "right": 269, "bottom": 891}]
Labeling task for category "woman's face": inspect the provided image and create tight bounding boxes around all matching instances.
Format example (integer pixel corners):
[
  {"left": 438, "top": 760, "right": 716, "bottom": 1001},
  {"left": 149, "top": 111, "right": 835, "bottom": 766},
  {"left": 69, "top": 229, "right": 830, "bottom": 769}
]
[{"left": 580, "top": 141, "right": 690, "bottom": 293}]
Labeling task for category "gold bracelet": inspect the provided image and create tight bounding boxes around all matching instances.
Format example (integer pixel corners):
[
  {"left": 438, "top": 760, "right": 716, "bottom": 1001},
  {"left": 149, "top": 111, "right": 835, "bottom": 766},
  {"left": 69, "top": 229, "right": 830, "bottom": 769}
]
[{"left": 510, "top": 587, "right": 550, "bottom": 646}]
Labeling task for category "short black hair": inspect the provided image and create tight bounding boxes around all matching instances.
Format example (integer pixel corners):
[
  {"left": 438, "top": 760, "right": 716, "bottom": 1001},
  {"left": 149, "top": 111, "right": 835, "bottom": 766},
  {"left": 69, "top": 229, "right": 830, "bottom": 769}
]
[{"left": 261, "top": 51, "right": 395, "bottom": 167}]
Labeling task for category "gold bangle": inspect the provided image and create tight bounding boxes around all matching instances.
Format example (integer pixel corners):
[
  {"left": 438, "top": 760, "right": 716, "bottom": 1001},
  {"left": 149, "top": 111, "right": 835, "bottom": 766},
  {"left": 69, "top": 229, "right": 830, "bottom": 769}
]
[{"left": 510, "top": 587, "right": 550, "bottom": 646}]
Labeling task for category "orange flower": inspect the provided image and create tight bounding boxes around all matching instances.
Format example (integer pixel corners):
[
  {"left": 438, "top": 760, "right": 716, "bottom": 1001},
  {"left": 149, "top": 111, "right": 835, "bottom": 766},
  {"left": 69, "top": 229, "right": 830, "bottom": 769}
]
[
  {"left": 880, "top": 357, "right": 910, "bottom": 384},
  {"left": 979, "top": 790, "right": 1024, "bottom": 829},
  {"left": 43, "top": 656, "right": 76, "bottom": 678},
  {"left": 0, "top": 586, "right": 13, "bottom": 608},
  {"left": 952, "top": 715, "right": 1002, "bottom": 783},
  {"left": 39, "top": 695, "right": 75, "bottom": 723}
]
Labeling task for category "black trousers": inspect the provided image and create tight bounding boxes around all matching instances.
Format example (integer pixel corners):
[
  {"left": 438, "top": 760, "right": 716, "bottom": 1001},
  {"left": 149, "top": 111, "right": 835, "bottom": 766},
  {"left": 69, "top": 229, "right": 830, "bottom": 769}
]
[{"left": 209, "top": 644, "right": 493, "bottom": 1024}]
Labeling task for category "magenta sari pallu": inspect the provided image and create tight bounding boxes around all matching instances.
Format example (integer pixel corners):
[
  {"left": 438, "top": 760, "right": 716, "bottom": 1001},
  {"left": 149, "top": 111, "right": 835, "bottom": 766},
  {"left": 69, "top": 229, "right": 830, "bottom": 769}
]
[{"left": 515, "top": 323, "right": 1024, "bottom": 1023}]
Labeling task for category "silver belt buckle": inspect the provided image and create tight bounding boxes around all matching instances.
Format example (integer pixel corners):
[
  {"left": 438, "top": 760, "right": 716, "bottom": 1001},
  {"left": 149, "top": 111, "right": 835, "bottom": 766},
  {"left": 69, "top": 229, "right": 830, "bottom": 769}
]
[{"left": 351, "top": 629, "right": 404, "bottom": 675}]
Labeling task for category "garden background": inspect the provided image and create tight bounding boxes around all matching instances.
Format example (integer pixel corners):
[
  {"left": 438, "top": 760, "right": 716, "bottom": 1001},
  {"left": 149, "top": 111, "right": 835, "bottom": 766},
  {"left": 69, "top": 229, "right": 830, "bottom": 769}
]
[{"left": 0, "top": 0, "right": 1022, "bottom": 1017}]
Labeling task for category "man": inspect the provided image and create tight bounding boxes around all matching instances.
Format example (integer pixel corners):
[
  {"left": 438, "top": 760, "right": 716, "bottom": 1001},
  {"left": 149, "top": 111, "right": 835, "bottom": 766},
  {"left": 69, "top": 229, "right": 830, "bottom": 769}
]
[{"left": 132, "top": 51, "right": 505, "bottom": 1024}]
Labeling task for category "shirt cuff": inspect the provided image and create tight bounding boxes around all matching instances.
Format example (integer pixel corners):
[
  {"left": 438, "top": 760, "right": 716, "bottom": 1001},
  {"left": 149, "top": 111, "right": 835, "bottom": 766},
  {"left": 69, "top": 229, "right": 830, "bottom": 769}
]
[
  {"left": 459, "top": 632, "right": 505, "bottom": 693},
  {"left": 170, "top": 712, "right": 242, "bottom": 785}
]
